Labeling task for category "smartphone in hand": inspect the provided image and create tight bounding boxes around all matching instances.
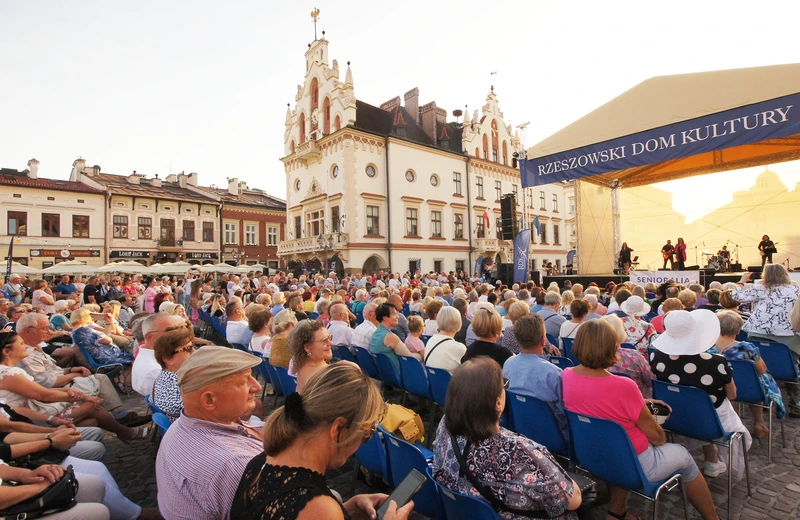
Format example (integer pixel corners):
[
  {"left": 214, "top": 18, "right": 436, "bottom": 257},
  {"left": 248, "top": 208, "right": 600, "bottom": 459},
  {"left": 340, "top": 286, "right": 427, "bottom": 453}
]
[{"left": 376, "top": 469, "right": 426, "bottom": 520}]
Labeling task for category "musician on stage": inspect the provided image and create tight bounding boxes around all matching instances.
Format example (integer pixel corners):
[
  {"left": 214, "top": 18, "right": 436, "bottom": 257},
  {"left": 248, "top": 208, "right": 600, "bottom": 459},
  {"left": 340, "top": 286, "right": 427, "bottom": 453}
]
[
  {"left": 674, "top": 237, "right": 687, "bottom": 271},
  {"left": 718, "top": 245, "right": 731, "bottom": 271},
  {"left": 758, "top": 235, "right": 776, "bottom": 266},
  {"left": 661, "top": 240, "right": 675, "bottom": 269},
  {"left": 619, "top": 242, "right": 633, "bottom": 274}
]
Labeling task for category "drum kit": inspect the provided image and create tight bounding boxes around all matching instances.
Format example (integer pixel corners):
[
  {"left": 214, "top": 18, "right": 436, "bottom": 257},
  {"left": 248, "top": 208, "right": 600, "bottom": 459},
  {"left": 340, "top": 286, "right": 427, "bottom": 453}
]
[{"left": 703, "top": 248, "right": 735, "bottom": 272}]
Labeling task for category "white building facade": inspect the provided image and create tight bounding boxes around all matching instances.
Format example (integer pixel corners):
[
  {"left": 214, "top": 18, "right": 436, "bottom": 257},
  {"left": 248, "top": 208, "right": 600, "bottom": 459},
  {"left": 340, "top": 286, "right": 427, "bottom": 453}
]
[{"left": 278, "top": 36, "right": 568, "bottom": 277}]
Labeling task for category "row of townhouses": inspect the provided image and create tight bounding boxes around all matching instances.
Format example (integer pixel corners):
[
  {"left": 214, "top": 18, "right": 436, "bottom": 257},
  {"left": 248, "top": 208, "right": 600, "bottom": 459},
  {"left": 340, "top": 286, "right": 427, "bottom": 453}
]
[{"left": 0, "top": 158, "right": 286, "bottom": 270}]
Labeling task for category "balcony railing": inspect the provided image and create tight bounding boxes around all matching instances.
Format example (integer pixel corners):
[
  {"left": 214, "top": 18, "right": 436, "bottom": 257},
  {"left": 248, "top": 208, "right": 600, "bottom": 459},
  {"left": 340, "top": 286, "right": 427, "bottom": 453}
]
[
  {"left": 158, "top": 237, "right": 183, "bottom": 248},
  {"left": 295, "top": 138, "right": 321, "bottom": 165},
  {"left": 474, "top": 238, "right": 499, "bottom": 252},
  {"left": 278, "top": 232, "right": 348, "bottom": 256}
]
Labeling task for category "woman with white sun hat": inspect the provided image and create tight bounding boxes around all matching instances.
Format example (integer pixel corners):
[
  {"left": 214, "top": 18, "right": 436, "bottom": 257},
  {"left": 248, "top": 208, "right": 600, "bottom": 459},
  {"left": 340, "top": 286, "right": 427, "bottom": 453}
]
[{"left": 649, "top": 309, "right": 751, "bottom": 480}]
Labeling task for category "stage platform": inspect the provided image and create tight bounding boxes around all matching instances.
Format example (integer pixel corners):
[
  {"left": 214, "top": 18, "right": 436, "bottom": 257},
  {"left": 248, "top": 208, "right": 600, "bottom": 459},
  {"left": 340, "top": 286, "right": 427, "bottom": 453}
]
[{"left": 542, "top": 272, "right": 746, "bottom": 289}]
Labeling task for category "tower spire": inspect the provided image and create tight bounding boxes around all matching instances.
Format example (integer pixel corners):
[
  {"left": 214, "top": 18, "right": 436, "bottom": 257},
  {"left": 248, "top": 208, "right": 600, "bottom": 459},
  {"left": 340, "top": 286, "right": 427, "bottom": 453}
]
[{"left": 311, "top": 7, "right": 320, "bottom": 41}]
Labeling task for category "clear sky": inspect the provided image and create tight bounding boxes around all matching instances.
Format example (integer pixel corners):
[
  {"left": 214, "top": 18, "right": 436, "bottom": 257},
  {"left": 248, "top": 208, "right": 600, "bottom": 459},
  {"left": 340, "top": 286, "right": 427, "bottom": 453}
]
[{"left": 2, "top": 0, "right": 799, "bottom": 208}]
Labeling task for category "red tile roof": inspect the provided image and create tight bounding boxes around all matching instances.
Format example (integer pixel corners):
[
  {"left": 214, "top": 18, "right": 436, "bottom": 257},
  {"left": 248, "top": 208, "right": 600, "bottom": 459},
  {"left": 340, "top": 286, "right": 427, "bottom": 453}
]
[{"left": 0, "top": 171, "right": 105, "bottom": 194}]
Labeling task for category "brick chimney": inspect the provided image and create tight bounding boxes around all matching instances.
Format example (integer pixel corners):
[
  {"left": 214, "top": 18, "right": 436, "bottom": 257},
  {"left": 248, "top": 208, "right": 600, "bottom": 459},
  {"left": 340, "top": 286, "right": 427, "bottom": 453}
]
[
  {"left": 419, "top": 101, "right": 438, "bottom": 142},
  {"left": 187, "top": 172, "right": 198, "bottom": 186},
  {"left": 150, "top": 174, "right": 162, "bottom": 188},
  {"left": 26, "top": 159, "right": 39, "bottom": 179},
  {"left": 177, "top": 173, "right": 188, "bottom": 188},
  {"left": 380, "top": 96, "right": 401, "bottom": 112},
  {"left": 165, "top": 174, "right": 178, "bottom": 183},
  {"left": 227, "top": 177, "right": 240, "bottom": 196},
  {"left": 404, "top": 88, "right": 419, "bottom": 123}
]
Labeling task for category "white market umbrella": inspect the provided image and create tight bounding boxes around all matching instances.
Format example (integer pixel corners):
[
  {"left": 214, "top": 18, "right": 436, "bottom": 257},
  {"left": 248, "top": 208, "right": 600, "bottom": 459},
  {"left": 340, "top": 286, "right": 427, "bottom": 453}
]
[
  {"left": 39, "top": 260, "right": 98, "bottom": 276},
  {"left": 8, "top": 262, "right": 40, "bottom": 276},
  {"left": 199, "top": 262, "right": 239, "bottom": 274},
  {"left": 237, "top": 263, "right": 266, "bottom": 271},
  {"left": 152, "top": 261, "right": 194, "bottom": 275},
  {"left": 98, "top": 261, "right": 152, "bottom": 274}
]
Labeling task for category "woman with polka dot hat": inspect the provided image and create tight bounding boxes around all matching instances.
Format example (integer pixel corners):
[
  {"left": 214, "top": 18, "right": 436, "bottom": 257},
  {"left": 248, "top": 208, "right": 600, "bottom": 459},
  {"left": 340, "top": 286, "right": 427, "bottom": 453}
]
[{"left": 650, "top": 309, "right": 752, "bottom": 480}]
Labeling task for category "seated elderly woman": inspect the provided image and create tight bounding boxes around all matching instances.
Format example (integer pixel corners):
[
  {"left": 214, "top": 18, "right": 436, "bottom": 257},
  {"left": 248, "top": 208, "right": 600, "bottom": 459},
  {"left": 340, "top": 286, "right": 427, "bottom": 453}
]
[
  {"left": 424, "top": 307, "right": 468, "bottom": 374},
  {"left": 559, "top": 299, "right": 590, "bottom": 343},
  {"left": 462, "top": 307, "right": 513, "bottom": 369},
  {"left": 152, "top": 329, "right": 195, "bottom": 422},
  {"left": 501, "top": 301, "right": 530, "bottom": 354},
  {"left": 369, "top": 303, "right": 422, "bottom": 378},
  {"left": 650, "top": 298, "right": 683, "bottom": 333},
  {"left": 231, "top": 363, "right": 412, "bottom": 520},
  {"left": 49, "top": 299, "right": 76, "bottom": 332},
  {"left": 288, "top": 320, "right": 333, "bottom": 393},
  {"left": 619, "top": 295, "right": 659, "bottom": 357},
  {"left": 269, "top": 309, "right": 298, "bottom": 369},
  {"left": 651, "top": 310, "right": 751, "bottom": 481},
  {"left": 564, "top": 320, "right": 719, "bottom": 520},
  {"left": 559, "top": 290, "right": 575, "bottom": 316},
  {"left": 247, "top": 305, "right": 273, "bottom": 356},
  {"left": 718, "top": 290, "right": 750, "bottom": 319},
  {"left": 433, "top": 356, "right": 581, "bottom": 518},
  {"left": 0, "top": 331, "right": 149, "bottom": 442},
  {"left": 70, "top": 309, "right": 134, "bottom": 386},
  {"left": 709, "top": 311, "right": 785, "bottom": 438},
  {"left": 602, "top": 315, "right": 653, "bottom": 398}
]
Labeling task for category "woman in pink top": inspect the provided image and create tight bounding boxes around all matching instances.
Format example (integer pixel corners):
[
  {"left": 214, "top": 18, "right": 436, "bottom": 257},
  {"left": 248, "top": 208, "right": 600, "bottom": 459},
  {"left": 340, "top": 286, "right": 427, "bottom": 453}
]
[
  {"left": 562, "top": 320, "right": 720, "bottom": 520},
  {"left": 143, "top": 277, "right": 158, "bottom": 313},
  {"left": 404, "top": 315, "right": 425, "bottom": 355}
]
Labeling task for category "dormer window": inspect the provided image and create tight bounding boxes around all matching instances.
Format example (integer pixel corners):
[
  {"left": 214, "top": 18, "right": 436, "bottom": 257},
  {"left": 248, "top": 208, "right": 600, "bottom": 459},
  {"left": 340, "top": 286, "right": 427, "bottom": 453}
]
[
  {"left": 396, "top": 127, "right": 407, "bottom": 138},
  {"left": 440, "top": 140, "right": 450, "bottom": 148}
]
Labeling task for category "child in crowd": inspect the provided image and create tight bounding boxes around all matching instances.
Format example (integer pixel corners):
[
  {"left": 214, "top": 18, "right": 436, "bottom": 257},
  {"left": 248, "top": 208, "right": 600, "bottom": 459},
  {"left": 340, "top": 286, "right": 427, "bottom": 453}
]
[{"left": 405, "top": 315, "right": 426, "bottom": 355}]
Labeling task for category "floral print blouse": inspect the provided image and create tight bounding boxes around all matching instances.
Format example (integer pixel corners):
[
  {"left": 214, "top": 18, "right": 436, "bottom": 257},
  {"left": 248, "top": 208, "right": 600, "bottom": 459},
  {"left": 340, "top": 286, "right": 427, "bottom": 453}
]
[
  {"left": 612, "top": 348, "right": 653, "bottom": 398},
  {"left": 732, "top": 283, "right": 800, "bottom": 337},
  {"left": 621, "top": 315, "right": 659, "bottom": 357},
  {"left": 432, "top": 419, "right": 576, "bottom": 519}
]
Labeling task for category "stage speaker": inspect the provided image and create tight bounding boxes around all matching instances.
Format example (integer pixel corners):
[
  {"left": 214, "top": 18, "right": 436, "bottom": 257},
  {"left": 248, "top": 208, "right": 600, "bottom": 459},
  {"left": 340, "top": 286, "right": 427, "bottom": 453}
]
[
  {"left": 496, "top": 263, "right": 513, "bottom": 286},
  {"left": 730, "top": 263, "right": 743, "bottom": 272},
  {"left": 500, "top": 194, "right": 518, "bottom": 241},
  {"left": 702, "top": 268, "right": 715, "bottom": 276},
  {"left": 747, "top": 266, "right": 764, "bottom": 273},
  {"left": 685, "top": 265, "right": 700, "bottom": 270},
  {"left": 657, "top": 268, "right": 672, "bottom": 271},
  {"left": 613, "top": 268, "right": 626, "bottom": 275}
]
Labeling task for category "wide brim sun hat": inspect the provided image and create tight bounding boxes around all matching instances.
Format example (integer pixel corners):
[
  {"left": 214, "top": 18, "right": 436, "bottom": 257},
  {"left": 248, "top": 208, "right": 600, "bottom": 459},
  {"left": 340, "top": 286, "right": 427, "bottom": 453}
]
[
  {"left": 620, "top": 295, "right": 650, "bottom": 317},
  {"left": 652, "top": 309, "right": 720, "bottom": 356}
]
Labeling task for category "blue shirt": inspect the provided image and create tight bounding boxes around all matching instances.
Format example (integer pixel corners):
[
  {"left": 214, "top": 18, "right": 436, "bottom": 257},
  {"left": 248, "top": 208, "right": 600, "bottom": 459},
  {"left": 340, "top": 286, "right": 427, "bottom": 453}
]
[
  {"left": 536, "top": 308, "right": 566, "bottom": 340},
  {"left": 370, "top": 324, "right": 399, "bottom": 375},
  {"left": 54, "top": 283, "right": 77, "bottom": 296},
  {"left": 503, "top": 353, "right": 567, "bottom": 439}
]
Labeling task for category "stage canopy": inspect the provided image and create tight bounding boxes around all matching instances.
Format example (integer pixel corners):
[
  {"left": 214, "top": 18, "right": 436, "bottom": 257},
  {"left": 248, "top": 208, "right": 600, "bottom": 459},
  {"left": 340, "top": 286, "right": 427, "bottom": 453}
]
[
  {"left": 520, "top": 63, "right": 800, "bottom": 275},
  {"left": 521, "top": 63, "right": 800, "bottom": 188}
]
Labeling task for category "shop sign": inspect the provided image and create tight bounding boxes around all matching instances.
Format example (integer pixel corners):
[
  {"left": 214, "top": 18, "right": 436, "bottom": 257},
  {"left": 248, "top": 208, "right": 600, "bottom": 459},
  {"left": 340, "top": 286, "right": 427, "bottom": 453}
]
[
  {"left": 186, "top": 252, "right": 218, "bottom": 259},
  {"left": 30, "top": 249, "right": 100, "bottom": 258},
  {"left": 110, "top": 250, "right": 151, "bottom": 259}
]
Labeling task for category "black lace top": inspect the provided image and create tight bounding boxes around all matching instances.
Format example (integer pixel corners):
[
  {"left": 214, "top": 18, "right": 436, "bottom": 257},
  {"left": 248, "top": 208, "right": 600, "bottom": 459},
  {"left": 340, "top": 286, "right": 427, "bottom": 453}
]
[{"left": 230, "top": 452, "right": 349, "bottom": 520}]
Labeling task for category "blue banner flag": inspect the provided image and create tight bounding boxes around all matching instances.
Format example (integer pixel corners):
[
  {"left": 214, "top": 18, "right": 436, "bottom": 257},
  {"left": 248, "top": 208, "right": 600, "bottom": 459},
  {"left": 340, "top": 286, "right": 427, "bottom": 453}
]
[
  {"left": 532, "top": 216, "right": 542, "bottom": 236},
  {"left": 474, "top": 256, "right": 484, "bottom": 277},
  {"left": 520, "top": 92, "right": 800, "bottom": 187},
  {"left": 513, "top": 229, "right": 531, "bottom": 283}
]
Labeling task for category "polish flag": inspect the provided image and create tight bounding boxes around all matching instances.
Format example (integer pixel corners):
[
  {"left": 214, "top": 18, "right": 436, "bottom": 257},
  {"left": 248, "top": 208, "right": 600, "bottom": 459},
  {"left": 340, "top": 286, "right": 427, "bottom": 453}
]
[{"left": 482, "top": 209, "right": 491, "bottom": 230}]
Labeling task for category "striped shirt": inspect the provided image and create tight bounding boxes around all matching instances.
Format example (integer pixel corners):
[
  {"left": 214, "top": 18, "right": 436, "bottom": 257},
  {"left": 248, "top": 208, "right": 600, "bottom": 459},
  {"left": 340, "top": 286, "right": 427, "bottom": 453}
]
[{"left": 156, "top": 413, "right": 263, "bottom": 520}]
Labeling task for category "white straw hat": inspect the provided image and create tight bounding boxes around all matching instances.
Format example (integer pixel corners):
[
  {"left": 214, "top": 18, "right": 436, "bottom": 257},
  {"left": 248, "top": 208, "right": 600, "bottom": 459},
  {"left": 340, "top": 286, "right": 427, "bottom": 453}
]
[
  {"left": 620, "top": 295, "right": 650, "bottom": 317},
  {"left": 652, "top": 309, "right": 720, "bottom": 356}
]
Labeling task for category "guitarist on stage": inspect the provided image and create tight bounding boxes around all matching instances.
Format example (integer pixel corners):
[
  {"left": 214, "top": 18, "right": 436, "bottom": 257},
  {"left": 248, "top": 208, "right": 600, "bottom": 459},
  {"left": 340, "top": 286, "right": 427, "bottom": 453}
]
[
  {"left": 661, "top": 240, "right": 675, "bottom": 269},
  {"left": 758, "top": 235, "right": 777, "bottom": 266}
]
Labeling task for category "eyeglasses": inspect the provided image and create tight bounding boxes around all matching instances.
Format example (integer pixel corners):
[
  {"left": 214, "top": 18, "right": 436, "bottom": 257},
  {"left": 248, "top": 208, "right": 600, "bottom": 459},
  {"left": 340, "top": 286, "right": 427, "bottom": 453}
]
[
  {"left": 312, "top": 334, "right": 333, "bottom": 344},
  {"left": 174, "top": 344, "right": 195, "bottom": 354},
  {"left": 503, "top": 377, "right": 510, "bottom": 389}
]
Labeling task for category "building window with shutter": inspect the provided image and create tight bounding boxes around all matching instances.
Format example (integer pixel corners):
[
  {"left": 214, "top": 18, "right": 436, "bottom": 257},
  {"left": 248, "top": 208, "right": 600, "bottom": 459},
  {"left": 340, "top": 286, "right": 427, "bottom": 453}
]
[
  {"left": 113, "top": 216, "right": 128, "bottom": 238},
  {"left": 138, "top": 217, "right": 152, "bottom": 239}
]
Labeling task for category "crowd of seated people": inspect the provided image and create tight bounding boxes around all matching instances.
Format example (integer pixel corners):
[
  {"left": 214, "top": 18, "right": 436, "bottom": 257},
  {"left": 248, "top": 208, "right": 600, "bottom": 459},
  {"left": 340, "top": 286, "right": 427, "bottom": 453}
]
[{"left": 5, "top": 263, "right": 800, "bottom": 520}]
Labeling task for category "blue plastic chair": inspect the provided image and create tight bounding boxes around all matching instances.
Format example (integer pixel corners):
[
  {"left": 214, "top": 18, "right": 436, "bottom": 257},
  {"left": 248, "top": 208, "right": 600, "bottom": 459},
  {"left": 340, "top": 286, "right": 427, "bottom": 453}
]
[
  {"left": 426, "top": 466, "right": 500, "bottom": 519},
  {"left": 353, "top": 346, "right": 381, "bottom": 379},
  {"left": 546, "top": 333, "right": 558, "bottom": 348},
  {"left": 560, "top": 337, "right": 578, "bottom": 366},
  {"left": 353, "top": 428, "right": 392, "bottom": 489},
  {"left": 144, "top": 394, "right": 163, "bottom": 415},
  {"left": 74, "top": 342, "right": 130, "bottom": 373},
  {"left": 230, "top": 343, "right": 249, "bottom": 353},
  {"left": 729, "top": 359, "right": 784, "bottom": 463},
  {"left": 308, "top": 312, "right": 320, "bottom": 320},
  {"left": 567, "top": 410, "right": 689, "bottom": 520},
  {"left": 374, "top": 353, "right": 403, "bottom": 388},
  {"left": 652, "top": 380, "right": 751, "bottom": 518},
  {"left": 754, "top": 340, "right": 800, "bottom": 383},
  {"left": 735, "top": 331, "right": 748, "bottom": 342},
  {"left": 610, "top": 371, "right": 633, "bottom": 379},
  {"left": 621, "top": 342, "right": 636, "bottom": 350},
  {"left": 549, "top": 356, "right": 575, "bottom": 369},
  {"left": 425, "top": 366, "right": 452, "bottom": 408},
  {"left": 506, "top": 391, "right": 569, "bottom": 459},
  {"left": 421, "top": 335, "right": 432, "bottom": 345},
  {"left": 265, "top": 361, "right": 286, "bottom": 406},
  {"left": 273, "top": 365, "right": 297, "bottom": 394},
  {"left": 153, "top": 412, "right": 172, "bottom": 435},
  {"left": 384, "top": 431, "right": 442, "bottom": 519},
  {"left": 334, "top": 345, "right": 357, "bottom": 363}
]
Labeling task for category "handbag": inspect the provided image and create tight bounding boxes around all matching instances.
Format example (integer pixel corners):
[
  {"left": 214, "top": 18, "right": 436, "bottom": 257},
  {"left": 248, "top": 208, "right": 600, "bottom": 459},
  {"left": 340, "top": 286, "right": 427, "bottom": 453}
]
[
  {"left": 381, "top": 404, "right": 425, "bottom": 444},
  {"left": 0, "top": 465, "right": 79, "bottom": 519},
  {"left": 450, "top": 433, "right": 596, "bottom": 518}
]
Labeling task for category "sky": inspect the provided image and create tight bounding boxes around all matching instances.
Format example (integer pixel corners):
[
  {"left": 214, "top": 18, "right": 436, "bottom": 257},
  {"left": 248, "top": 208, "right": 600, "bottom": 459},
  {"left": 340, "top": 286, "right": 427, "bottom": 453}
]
[{"left": 2, "top": 0, "right": 800, "bottom": 211}]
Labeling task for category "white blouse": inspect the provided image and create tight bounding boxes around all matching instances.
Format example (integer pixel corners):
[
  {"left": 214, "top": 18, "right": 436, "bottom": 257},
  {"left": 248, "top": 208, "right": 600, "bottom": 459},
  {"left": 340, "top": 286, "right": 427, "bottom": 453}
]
[
  {"left": 732, "top": 282, "right": 800, "bottom": 337},
  {"left": 0, "top": 366, "right": 35, "bottom": 408}
]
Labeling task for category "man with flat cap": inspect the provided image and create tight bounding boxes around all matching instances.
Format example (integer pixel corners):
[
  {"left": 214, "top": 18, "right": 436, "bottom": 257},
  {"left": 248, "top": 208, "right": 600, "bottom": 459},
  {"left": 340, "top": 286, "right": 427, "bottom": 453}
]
[{"left": 156, "top": 346, "right": 263, "bottom": 520}]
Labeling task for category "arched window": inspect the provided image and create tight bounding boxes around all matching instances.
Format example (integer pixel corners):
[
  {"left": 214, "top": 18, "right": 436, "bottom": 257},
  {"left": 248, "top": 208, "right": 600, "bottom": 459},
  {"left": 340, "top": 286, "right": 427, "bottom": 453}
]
[
  {"left": 310, "top": 78, "right": 319, "bottom": 132},
  {"left": 323, "top": 97, "right": 331, "bottom": 135},
  {"left": 298, "top": 113, "right": 306, "bottom": 144},
  {"left": 334, "top": 115, "right": 341, "bottom": 131},
  {"left": 482, "top": 134, "right": 489, "bottom": 159},
  {"left": 491, "top": 120, "right": 499, "bottom": 162},
  {"left": 502, "top": 141, "right": 508, "bottom": 166}
]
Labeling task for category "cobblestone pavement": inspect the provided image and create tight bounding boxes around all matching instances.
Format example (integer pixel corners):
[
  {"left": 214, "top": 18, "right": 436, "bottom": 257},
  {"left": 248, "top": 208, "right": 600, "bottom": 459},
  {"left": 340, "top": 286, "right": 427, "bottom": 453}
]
[{"left": 105, "top": 384, "right": 800, "bottom": 519}]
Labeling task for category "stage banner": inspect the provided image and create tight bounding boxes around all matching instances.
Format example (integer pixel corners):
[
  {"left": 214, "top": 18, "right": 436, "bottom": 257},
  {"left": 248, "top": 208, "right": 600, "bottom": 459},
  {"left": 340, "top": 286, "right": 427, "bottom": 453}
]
[
  {"left": 520, "top": 92, "right": 800, "bottom": 187},
  {"left": 630, "top": 270, "right": 700, "bottom": 285},
  {"left": 513, "top": 229, "right": 531, "bottom": 283},
  {"left": 474, "top": 256, "right": 484, "bottom": 277}
]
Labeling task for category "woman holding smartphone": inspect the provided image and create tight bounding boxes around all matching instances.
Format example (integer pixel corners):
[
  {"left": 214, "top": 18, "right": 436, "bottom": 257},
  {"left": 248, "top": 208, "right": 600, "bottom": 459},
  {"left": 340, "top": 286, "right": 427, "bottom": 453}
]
[{"left": 231, "top": 363, "right": 413, "bottom": 520}]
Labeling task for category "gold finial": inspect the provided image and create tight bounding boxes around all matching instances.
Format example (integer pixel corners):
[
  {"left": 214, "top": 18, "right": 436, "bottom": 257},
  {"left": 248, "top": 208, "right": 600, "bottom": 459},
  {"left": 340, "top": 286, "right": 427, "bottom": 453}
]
[{"left": 311, "top": 8, "right": 321, "bottom": 40}]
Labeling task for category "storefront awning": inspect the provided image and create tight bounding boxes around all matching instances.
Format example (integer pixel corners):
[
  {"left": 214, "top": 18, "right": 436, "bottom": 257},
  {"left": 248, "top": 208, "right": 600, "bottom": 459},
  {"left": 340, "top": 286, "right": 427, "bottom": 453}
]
[{"left": 521, "top": 63, "right": 800, "bottom": 188}]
